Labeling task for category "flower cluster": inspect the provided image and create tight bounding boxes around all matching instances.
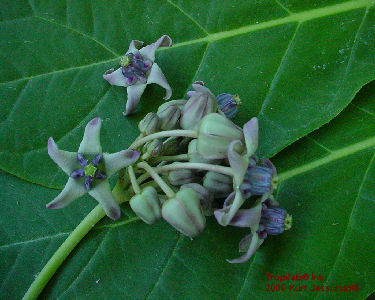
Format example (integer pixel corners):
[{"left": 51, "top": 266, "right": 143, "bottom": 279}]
[{"left": 47, "top": 36, "right": 291, "bottom": 264}]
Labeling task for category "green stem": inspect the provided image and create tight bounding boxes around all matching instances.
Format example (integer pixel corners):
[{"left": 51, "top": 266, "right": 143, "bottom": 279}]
[
  {"left": 156, "top": 162, "right": 234, "bottom": 176},
  {"left": 137, "top": 162, "right": 175, "bottom": 198},
  {"left": 129, "top": 129, "right": 197, "bottom": 149},
  {"left": 128, "top": 165, "right": 140, "bottom": 194},
  {"left": 23, "top": 183, "right": 128, "bottom": 300},
  {"left": 152, "top": 154, "right": 189, "bottom": 163}
]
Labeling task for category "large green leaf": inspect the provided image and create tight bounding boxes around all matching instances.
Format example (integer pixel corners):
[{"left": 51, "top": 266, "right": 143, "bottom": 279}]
[
  {"left": 2, "top": 81, "right": 375, "bottom": 299},
  {"left": 1, "top": 0, "right": 375, "bottom": 299},
  {"left": 1, "top": 0, "right": 375, "bottom": 188}
]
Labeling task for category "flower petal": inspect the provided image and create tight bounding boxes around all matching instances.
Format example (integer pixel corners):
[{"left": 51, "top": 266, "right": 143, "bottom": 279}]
[
  {"left": 125, "top": 84, "right": 147, "bottom": 115},
  {"left": 78, "top": 118, "right": 102, "bottom": 154},
  {"left": 229, "top": 204, "right": 262, "bottom": 228},
  {"left": 214, "top": 189, "right": 245, "bottom": 226},
  {"left": 46, "top": 177, "right": 86, "bottom": 209},
  {"left": 139, "top": 35, "right": 172, "bottom": 61},
  {"left": 227, "top": 233, "right": 264, "bottom": 264},
  {"left": 103, "top": 149, "right": 140, "bottom": 177},
  {"left": 103, "top": 67, "right": 129, "bottom": 87},
  {"left": 88, "top": 180, "right": 121, "bottom": 220},
  {"left": 238, "top": 233, "right": 253, "bottom": 253},
  {"left": 191, "top": 82, "right": 215, "bottom": 97},
  {"left": 146, "top": 63, "right": 172, "bottom": 100},
  {"left": 47, "top": 137, "right": 78, "bottom": 175},
  {"left": 228, "top": 140, "right": 248, "bottom": 186},
  {"left": 127, "top": 40, "right": 144, "bottom": 53},
  {"left": 243, "top": 117, "right": 258, "bottom": 157}
]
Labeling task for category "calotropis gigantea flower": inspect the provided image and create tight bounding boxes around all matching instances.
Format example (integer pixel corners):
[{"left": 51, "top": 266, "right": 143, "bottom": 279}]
[
  {"left": 103, "top": 35, "right": 172, "bottom": 115},
  {"left": 46, "top": 118, "right": 140, "bottom": 220},
  {"left": 214, "top": 117, "right": 259, "bottom": 226},
  {"left": 226, "top": 197, "right": 292, "bottom": 263}
]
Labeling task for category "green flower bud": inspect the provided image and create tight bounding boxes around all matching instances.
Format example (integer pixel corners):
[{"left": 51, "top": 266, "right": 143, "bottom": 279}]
[
  {"left": 180, "top": 90, "right": 217, "bottom": 130},
  {"left": 144, "top": 139, "right": 163, "bottom": 157},
  {"left": 138, "top": 112, "right": 161, "bottom": 135},
  {"left": 160, "top": 137, "right": 182, "bottom": 156},
  {"left": 197, "top": 113, "right": 244, "bottom": 159},
  {"left": 203, "top": 171, "right": 233, "bottom": 197},
  {"left": 157, "top": 102, "right": 182, "bottom": 130},
  {"left": 162, "top": 188, "right": 206, "bottom": 237},
  {"left": 168, "top": 169, "right": 197, "bottom": 186},
  {"left": 129, "top": 186, "right": 161, "bottom": 224},
  {"left": 181, "top": 183, "right": 213, "bottom": 216},
  {"left": 188, "top": 139, "right": 220, "bottom": 164}
]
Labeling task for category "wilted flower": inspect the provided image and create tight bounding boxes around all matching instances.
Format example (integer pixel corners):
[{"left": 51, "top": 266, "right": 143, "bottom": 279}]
[
  {"left": 103, "top": 35, "right": 172, "bottom": 115},
  {"left": 46, "top": 118, "right": 140, "bottom": 220},
  {"left": 226, "top": 197, "right": 292, "bottom": 263},
  {"left": 180, "top": 82, "right": 217, "bottom": 130},
  {"left": 216, "top": 93, "right": 240, "bottom": 119}
]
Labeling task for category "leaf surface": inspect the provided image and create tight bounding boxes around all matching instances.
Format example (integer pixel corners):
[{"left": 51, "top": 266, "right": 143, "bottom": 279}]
[{"left": 1, "top": 1, "right": 375, "bottom": 299}]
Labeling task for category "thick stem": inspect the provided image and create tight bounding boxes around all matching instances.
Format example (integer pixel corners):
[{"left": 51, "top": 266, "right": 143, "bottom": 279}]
[
  {"left": 129, "top": 129, "right": 197, "bottom": 149},
  {"left": 23, "top": 183, "right": 129, "bottom": 300},
  {"left": 128, "top": 165, "right": 141, "bottom": 194},
  {"left": 137, "top": 162, "right": 175, "bottom": 198},
  {"left": 156, "top": 162, "right": 233, "bottom": 176}
]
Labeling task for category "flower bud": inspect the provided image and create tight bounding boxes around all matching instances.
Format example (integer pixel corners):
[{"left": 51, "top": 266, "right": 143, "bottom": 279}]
[
  {"left": 160, "top": 137, "right": 182, "bottom": 156},
  {"left": 138, "top": 112, "right": 160, "bottom": 135},
  {"left": 188, "top": 139, "right": 220, "bottom": 164},
  {"left": 168, "top": 169, "right": 197, "bottom": 186},
  {"left": 203, "top": 171, "right": 233, "bottom": 197},
  {"left": 180, "top": 90, "right": 217, "bottom": 130},
  {"left": 197, "top": 113, "right": 244, "bottom": 159},
  {"left": 162, "top": 188, "right": 206, "bottom": 237},
  {"left": 181, "top": 183, "right": 213, "bottom": 216},
  {"left": 157, "top": 102, "right": 181, "bottom": 130},
  {"left": 129, "top": 186, "right": 161, "bottom": 224},
  {"left": 144, "top": 139, "right": 163, "bottom": 157},
  {"left": 216, "top": 93, "right": 240, "bottom": 119}
]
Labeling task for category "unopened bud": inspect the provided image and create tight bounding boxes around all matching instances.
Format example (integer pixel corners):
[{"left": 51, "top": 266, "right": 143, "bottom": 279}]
[
  {"left": 157, "top": 102, "right": 181, "bottom": 130},
  {"left": 162, "top": 188, "right": 206, "bottom": 237},
  {"left": 181, "top": 183, "right": 213, "bottom": 216},
  {"left": 180, "top": 88, "right": 217, "bottom": 130},
  {"left": 197, "top": 113, "right": 244, "bottom": 159},
  {"left": 129, "top": 186, "right": 161, "bottom": 224},
  {"left": 168, "top": 169, "right": 197, "bottom": 186},
  {"left": 144, "top": 139, "right": 163, "bottom": 157},
  {"left": 203, "top": 171, "right": 233, "bottom": 197},
  {"left": 138, "top": 112, "right": 161, "bottom": 135},
  {"left": 188, "top": 139, "right": 220, "bottom": 164}
]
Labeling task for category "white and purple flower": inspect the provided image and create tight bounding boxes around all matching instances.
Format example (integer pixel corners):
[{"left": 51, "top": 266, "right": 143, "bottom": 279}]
[
  {"left": 103, "top": 35, "right": 173, "bottom": 115},
  {"left": 46, "top": 118, "right": 140, "bottom": 220}
]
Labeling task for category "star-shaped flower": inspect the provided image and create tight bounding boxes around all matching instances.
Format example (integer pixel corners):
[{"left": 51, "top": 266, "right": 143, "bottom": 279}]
[
  {"left": 46, "top": 118, "right": 140, "bottom": 220},
  {"left": 103, "top": 35, "right": 173, "bottom": 115}
]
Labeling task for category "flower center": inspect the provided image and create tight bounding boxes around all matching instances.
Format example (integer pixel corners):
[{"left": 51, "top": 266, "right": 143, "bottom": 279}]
[
  {"left": 84, "top": 163, "right": 97, "bottom": 177},
  {"left": 120, "top": 55, "right": 131, "bottom": 67}
]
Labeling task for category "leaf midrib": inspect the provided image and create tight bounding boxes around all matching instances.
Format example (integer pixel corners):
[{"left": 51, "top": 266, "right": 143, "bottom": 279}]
[{"left": 0, "top": 0, "right": 370, "bottom": 85}]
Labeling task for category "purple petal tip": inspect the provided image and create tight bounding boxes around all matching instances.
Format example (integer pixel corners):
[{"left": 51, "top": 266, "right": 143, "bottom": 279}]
[
  {"left": 109, "top": 207, "right": 121, "bottom": 220},
  {"left": 90, "top": 117, "right": 101, "bottom": 126}
]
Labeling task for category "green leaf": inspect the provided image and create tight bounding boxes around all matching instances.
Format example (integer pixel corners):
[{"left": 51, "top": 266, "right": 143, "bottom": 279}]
[
  {"left": 1, "top": 0, "right": 375, "bottom": 188},
  {"left": 2, "top": 0, "right": 375, "bottom": 299},
  {"left": 2, "top": 81, "right": 375, "bottom": 299}
]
